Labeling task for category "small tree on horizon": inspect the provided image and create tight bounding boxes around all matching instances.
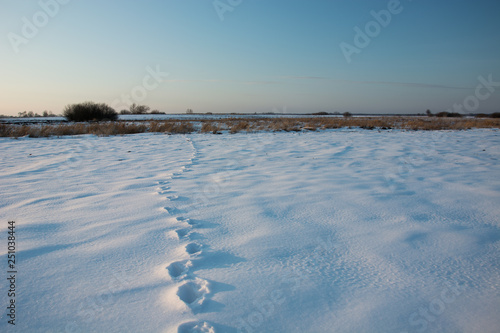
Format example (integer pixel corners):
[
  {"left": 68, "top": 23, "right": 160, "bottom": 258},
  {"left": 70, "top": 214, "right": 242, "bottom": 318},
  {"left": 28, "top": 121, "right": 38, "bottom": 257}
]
[{"left": 129, "top": 103, "right": 150, "bottom": 114}]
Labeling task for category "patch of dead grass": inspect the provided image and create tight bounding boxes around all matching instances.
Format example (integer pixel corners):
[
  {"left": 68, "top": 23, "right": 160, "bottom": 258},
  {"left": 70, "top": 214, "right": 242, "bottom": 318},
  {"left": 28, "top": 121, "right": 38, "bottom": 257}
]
[
  {"left": 201, "top": 122, "right": 221, "bottom": 134},
  {"left": 0, "top": 116, "right": 498, "bottom": 138}
]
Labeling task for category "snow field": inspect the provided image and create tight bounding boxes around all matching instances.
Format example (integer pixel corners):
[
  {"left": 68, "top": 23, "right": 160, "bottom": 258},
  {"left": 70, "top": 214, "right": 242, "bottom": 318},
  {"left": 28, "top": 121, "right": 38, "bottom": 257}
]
[{"left": 0, "top": 129, "right": 499, "bottom": 332}]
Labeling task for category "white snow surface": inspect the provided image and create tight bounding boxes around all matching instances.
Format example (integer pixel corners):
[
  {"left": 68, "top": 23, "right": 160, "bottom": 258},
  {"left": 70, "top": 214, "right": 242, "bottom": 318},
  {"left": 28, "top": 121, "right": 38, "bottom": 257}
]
[{"left": 1, "top": 129, "right": 499, "bottom": 333}]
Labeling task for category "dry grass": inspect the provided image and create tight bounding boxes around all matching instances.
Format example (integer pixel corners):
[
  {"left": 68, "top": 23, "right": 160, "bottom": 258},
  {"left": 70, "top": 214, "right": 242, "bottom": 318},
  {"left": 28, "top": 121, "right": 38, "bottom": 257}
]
[
  {"left": 299, "top": 116, "right": 500, "bottom": 131},
  {"left": 268, "top": 119, "right": 302, "bottom": 132},
  {"left": 87, "top": 122, "right": 148, "bottom": 136},
  {"left": 149, "top": 121, "right": 194, "bottom": 134},
  {"left": 200, "top": 122, "right": 221, "bottom": 134},
  {"left": 0, "top": 121, "right": 193, "bottom": 138},
  {"left": 1, "top": 116, "right": 499, "bottom": 138},
  {"left": 230, "top": 121, "right": 251, "bottom": 133}
]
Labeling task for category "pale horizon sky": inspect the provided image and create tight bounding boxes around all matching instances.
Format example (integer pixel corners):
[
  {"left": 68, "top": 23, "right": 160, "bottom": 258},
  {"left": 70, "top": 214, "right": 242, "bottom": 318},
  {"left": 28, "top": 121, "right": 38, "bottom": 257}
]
[{"left": 1, "top": 0, "right": 500, "bottom": 116}]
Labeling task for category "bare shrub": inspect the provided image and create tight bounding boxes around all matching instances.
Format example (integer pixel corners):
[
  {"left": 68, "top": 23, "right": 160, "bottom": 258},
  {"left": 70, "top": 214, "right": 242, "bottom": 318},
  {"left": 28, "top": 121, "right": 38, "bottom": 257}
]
[
  {"left": 63, "top": 102, "right": 117, "bottom": 122},
  {"left": 129, "top": 103, "right": 150, "bottom": 114}
]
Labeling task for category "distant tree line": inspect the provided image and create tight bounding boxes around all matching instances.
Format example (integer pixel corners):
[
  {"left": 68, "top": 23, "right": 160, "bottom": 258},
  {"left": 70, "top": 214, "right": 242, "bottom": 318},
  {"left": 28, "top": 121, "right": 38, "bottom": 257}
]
[
  {"left": 426, "top": 109, "right": 500, "bottom": 118},
  {"left": 13, "top": 103, "right": 500, "bottom": 122},
  {"left": 119, "top": 103, "right": 164, "bottom": 115},
  {"left": 18, "top": 110, "right": 57, "bottom": 117},
  {"left": 474, "top": 112, "right": 500, "bottom": 118}
]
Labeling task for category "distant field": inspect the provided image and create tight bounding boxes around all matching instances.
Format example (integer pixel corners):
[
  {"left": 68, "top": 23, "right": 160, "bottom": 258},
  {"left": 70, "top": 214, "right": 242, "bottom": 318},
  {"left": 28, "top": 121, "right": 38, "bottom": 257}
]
[{"left": 1, "top": 116, "right": 500, "bottom": 138}]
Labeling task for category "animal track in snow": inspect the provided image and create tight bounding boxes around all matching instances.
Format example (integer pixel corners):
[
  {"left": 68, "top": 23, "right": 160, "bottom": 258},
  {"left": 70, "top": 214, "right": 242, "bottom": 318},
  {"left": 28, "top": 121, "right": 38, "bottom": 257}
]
[
  {"left": 167, "top": 260, "right": 192, "bottom": 280},
  {"left": 186, "top": 242, "right": 202, "bottom": 255},
  {"left": 159, "top": 190, "right": 172, "bottom": 196},
  {"left": 157, "top": 137, "right": 227, "bottom": 330},
  {"left": 175, "top": 228, "right": 192, "bottom": 240},
  {"left": 177, "top": 278, "right": 210, "bottom": 307},
  {"left": 175, "top": 216, "right": 190, "bottom": 223},
  {"left": 164, "top": 206, "right": 183, "bottom": 215},
  {"left": 177, "top": 321, "right": 215, "bottom": 333}
]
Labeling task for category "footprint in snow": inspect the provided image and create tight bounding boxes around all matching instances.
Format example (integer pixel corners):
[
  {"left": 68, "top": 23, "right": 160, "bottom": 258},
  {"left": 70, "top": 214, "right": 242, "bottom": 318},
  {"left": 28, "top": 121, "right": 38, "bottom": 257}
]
[
  {"left": 177, "top": 278, "right": 210, "bottom": 307},
  {"left": 175, "top": 216, "right": 189, "bottom": 222},
  {"left": 175, "top": 228, "right": 192, "bottom": 240},
  {"left": 174, "top": 217, "right": 198, "bottom": 227},
  {"left": 185, "top": 219, "right": 198, "bottom": 227},
  {"left": 177, "top": 321, "right": 215, "bottom": 333},
  {"left": 186, "top": 242, "right": 202, "bottom": 255},
  {"left": 159, "top": 190, "right": 173, "bottom": 195},
  {"left": 167, "top": 260, "right": 192, "bottom": 280},
  {"left": 164, "top": 206, "right": 183, "bottom": 215}
]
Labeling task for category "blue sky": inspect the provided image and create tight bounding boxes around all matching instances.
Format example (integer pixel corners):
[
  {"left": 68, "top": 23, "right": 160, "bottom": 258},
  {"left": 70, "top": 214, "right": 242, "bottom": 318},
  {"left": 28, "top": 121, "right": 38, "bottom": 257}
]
[{"left": 1, "top": 0, "right": 499, "bottom": 115}]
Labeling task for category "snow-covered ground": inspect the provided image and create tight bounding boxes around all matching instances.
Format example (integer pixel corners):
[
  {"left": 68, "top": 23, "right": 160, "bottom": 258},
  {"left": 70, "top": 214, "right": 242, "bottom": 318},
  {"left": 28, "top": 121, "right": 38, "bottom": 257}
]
[{"left": 1, "top": 129, "right": 499, "bottom": 333}]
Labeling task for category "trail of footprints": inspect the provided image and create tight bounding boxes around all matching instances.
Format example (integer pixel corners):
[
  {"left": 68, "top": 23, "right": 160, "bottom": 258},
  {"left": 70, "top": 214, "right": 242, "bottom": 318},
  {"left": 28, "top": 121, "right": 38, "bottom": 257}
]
[{"left": 157, "top": 138, "right": 216, "bottom": 333}]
